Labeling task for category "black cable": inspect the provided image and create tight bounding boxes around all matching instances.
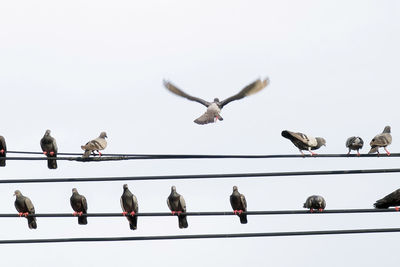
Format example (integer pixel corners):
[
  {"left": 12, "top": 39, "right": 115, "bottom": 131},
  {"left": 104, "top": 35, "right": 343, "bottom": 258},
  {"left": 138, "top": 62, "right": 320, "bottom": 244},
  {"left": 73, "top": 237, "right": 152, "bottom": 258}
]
[
  {"left": 1, "top": 167, "right": 400, "bottom": 184},
  {"left": 1, "top": 228, "right": 400, "bottom": 244},
  {"left": 4, "top": 208, "right": 400, "bottom": 218}
]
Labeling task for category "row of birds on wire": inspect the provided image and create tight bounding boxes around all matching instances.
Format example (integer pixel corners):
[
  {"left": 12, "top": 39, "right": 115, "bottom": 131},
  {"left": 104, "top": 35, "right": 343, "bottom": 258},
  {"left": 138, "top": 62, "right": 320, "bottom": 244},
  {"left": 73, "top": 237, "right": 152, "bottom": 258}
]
[
  {"left": 12, "top": 184, "right": 400, "bottom": 230},
  {"left": 0, "top": 124, "right": 392, "bottom": 169}
]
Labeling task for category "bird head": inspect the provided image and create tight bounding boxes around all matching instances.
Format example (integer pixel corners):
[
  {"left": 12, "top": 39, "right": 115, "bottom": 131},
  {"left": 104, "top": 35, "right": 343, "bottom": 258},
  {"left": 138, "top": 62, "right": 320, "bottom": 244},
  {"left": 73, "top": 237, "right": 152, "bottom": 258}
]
[
  {"left": 100, "top": 132, "right": 108, "bottom": 138},
  {"left": 13, "top": 190, "right": 21, "bottom": 197},
  {"left": 213, "top": 98, "right": 220, "bottom": 103},
  {"left": 123, "top": 184, "right": 129, "bottom": 189},
  {"left": 233, "top": 186, "right": 238, "bottom": 191},
  {"left": 171, "top": 185, "right": 176, "bottom": 192},
  {"left": 45, "top": 129, "right": 51, "bottom": 136},
  {"left": 72, "top": 188, "right": 78, "bottom": 193},
  {"left": 383, "top": 126, "right": 391, "bottom": 133}
]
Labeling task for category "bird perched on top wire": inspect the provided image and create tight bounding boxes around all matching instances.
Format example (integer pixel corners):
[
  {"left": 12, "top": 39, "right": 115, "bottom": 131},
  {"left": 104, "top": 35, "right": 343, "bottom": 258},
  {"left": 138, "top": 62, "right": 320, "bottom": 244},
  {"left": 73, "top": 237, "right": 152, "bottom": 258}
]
[
  {"left": 345, "top": 136, "right": 364, "bottom": 156},
  {"left": 303, "top": 195, "right": 326, "bottom": 212},
  {"left": 40, "top": 129, "right": 58, "bottom": 169},
  {"left": 81, "top": 132, "right": 108, "bottom": 158},
  {"left": 368, "top": 126, "right": 392, "bottom": 155},
  {"left": 281, "top": 130, "right": 326, "bottom": 156},
  {"left": 163, "top": 77, "right": 269, "bottom": 125}
]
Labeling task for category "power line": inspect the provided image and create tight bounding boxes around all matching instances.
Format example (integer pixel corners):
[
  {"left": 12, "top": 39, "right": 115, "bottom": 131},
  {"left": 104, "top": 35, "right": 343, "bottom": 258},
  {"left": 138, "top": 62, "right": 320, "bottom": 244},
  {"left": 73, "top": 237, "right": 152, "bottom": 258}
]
[
  {"left": 1, "top": 167, "right": 400, "bottom": 184},
  {"left": 1, "top": 228, "right": 400, "bottom": 244},
  {"left": 2, "top": 208, "right": 399, "bottom": 218}
]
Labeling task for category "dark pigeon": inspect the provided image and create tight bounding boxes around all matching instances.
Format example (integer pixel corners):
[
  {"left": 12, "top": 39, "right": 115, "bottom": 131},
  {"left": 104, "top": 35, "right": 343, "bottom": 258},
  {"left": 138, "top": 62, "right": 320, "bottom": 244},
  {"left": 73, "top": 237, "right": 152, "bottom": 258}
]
[
  {"left": 14, "top": 190, "right": 37, "bottom": 229},
  {"left": 40, "top": 129, "right": 58, "bottom": 169},
  {"left": 303, "top": 195, "right": 326, "bottom": 212},
  {"left": 163, "top": 78, "right": 269, "bottom": 125},
  {"left": 374, "top": 189, "right": 400, "bottom": 209},
  {"left": 167, "top": 186, "right": 188, "bottom": 229},
  {"left": 120, "top": 184, "right": 139, "bottom": 230},
  {"left": 70, "top": 188, "right": 88, "bottom": 225},
  {"left": 346, "top": 136, "right": 364, "bottom": 156},
  {"left": 0, "top": 135, "right": 6, "bottom": 167},
  {"left": 282, "top": 130, "right": 326, "bottom": 155},
  {"left": 368, "top": 126, "right": 392, "bottom": 155},
  {"left": 230, "top": 186, "right": 247, "bottom": 224}
]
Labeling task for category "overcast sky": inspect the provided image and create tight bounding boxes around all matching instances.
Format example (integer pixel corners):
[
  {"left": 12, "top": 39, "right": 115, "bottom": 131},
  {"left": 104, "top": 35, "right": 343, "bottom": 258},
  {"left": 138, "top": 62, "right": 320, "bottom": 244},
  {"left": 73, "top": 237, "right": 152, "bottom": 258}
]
[{"left": 0, "top": 1, "right": 399, "bottom": 266}]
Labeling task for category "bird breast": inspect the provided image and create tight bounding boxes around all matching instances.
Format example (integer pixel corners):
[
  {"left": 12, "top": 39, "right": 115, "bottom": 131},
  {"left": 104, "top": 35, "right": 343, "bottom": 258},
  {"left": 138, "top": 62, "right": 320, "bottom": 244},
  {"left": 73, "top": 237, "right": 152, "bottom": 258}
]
[{"left": 207, "top": 103, "right": 221, "bottom": 114}]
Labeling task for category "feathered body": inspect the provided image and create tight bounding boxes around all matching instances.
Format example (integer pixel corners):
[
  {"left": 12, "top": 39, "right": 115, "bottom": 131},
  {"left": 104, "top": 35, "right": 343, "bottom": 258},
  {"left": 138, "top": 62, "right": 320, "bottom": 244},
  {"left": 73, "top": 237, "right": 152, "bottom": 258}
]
[
  {"left": 167, "top": 186, "right": 188, "bottom": 229},
  {"left": 40, "top": 129, "right": 58, "bottom": 169},
  {"left": 230, "top": 186, "right": 248, "bottom": 224},
  {"left": 120, "top": 184, "right": 139, "bottom": 230}
]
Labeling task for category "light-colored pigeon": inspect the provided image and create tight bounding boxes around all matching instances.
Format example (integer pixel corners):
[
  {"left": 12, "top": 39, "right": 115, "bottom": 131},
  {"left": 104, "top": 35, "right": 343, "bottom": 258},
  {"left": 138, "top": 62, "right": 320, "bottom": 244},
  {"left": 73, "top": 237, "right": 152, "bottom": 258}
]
[
  {"left": 281, "top": 130, "right": 326, "bottom": 155},
  {"left": 120, "top": 184, "right": 139, "bottom": 230},
  {"left": 81, "top": 132, "right": 108, "bottom": 157},
  {"left": 70, "top": 188, "right": 88, "bottom": 225},
  {"left": 14, "top": 190, "right": 37, "bottom": 229},
  {"left": 374, "top": 188, "right": 400, "bottom": 209},
  {"left": 163, "top": 78, "right": 269, "bottom": 125},
  {"left": 40, "top": 129, "right": 58, "bottom": 169},
  {"left": 303, "top": 195, "right": 326, "bottom": 212},
  {"left": 345, "top": 136, "right": 364, "bottom": 156},
  {"left": 368, "top": 126, "right": 392, "bottom": 155},
  {"left": 0, "top": 135, "right": 6, "bottom": 167},
  {"left": 167, "top": 186, "right": 188, "bottom": 229},
  {"left": 230, "top": 186, "right": 247, "bottom": 224}
]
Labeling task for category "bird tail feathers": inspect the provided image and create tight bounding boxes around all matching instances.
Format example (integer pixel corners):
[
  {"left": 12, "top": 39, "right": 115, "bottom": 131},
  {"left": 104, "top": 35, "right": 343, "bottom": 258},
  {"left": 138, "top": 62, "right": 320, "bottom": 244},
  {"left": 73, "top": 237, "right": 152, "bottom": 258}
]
[
  {"left": 78, "top": 215, "right": 88, "bottom": 225},
  {"left": 178, "top": 215, "right": 188, "bottom": 229}
]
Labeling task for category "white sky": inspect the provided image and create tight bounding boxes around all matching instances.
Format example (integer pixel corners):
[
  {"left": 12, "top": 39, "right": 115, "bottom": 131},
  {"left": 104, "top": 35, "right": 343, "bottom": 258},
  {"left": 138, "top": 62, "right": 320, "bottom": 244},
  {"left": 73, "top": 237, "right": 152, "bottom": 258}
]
[{"left": 0, "top": 0, "right": 399, "bottom": 266}]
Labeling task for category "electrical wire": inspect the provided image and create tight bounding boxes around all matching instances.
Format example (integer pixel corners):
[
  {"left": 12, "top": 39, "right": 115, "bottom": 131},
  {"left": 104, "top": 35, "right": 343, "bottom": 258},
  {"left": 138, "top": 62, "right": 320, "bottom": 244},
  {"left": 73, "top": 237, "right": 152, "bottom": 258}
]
[{"left": 1, "top": 228, "right": 400, "bottom": 244}]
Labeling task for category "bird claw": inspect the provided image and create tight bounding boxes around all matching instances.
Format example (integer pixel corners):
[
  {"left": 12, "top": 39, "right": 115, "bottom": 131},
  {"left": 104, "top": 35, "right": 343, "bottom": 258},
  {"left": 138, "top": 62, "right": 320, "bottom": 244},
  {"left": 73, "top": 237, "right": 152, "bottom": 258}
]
[
  {"left": 171, "top": 211, "right": 176, "bottom": 215},
  {"left": 122, "top": 212, "right": 128, "bottom": 216},
  {"left": 237, "top": 210, "right": 243, "bottom": 215},
  {"left": 43, "top": 151, "right": 47, "bottom": 155},
  {"left": 0, "top": 149, "right": 4, "bottom": 154},
  {"left": 395, "top": 207, "right": 399, "bottom": 211},
  {"left": 23, "top": 212, "right": 29, "bottom": 217},
  {"left": 130, "top": 211, "right": 136, "bottom": 216},
  {"left": 49, "top": 151, "right": 55, "bottom": 156},
  {"left": 318, "top": 208, "right": 324, "bottom": 212},
  {"left": 310, "top": 208, "right": 314, "bottom": 213},
  {"left": 18, "top": 212, "right": 23, "bottom": 217}
]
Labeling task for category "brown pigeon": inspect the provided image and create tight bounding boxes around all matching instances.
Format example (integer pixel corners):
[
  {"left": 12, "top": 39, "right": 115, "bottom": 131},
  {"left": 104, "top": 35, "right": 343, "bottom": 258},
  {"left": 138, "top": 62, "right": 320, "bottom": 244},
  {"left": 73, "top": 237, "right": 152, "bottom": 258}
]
[
  {"left": 368, "top": 126, "right": 392, "bottom": 155},
  {"left": 120, "top": 184, "right": 139, "bottom": 230},
  {"left": 167, "top": 186, "right": 188, "bottom": 229},
  {"left": 282, "top": 130, "right": 326, "bottom": 155},
  {"left": 81, "top": 132, "right": 108, "bottom": 157},
  {"left": 70, "top": 188, "right": 88, "bottom": 225},
  {"left": 14, "top": 190, "right": 37, "bottom": 229},
  {"left": 230, "top": 186, "right": 248, "bottom": 224}
]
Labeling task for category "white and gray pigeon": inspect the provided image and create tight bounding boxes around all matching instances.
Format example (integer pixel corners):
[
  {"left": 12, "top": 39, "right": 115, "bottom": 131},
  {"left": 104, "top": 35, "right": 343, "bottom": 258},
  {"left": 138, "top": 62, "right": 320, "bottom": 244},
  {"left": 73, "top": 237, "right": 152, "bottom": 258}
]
[
  {"left": 368, "top": 126, "right": 392, "bottom": 155},
  {"left": 167, "top": 186, "right": 188, "bottom": 229},
  {"left": 0, "top": 135, "right": 6, "bottom": 167},
  {"left": 70, "top": 188, "right": 88, "bottom": 225},
  {"left": 163, "top": 78, "right": 270, "bottom": 125},
  {"left": 81, "top": 131, "right": 108, "bottom": 158},
  {"left": 40, "top": 129, "right": 58, "bottom": 169},
  {"left": 345, "top": 136, "right": 364, "bottom": 156},
  {"left": 14, "top": 190, "right": 37, "bottom": 229},
  {"left": 120, "top": 184, "right": 139, "bottom": 230},
  {"left": 281, "top": 130, "right": 326, "bottom": 155},
  {"left": 230, "top": 186, "right": 247, "bottom": 224},
  {"left": 374, "top": 188, "right": 400, "bottom": 209},
  {"left": 303, "top": 195, "right": 326, "bottom": 212}
]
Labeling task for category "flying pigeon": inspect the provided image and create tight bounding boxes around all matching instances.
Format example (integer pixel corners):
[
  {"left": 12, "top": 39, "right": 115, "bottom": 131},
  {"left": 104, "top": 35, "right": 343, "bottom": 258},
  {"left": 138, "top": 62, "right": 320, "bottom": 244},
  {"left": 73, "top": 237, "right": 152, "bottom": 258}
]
[
  {"left": 0, "top": 135, "right": 6, "bottom": 167},
  {"left": 303, "top": 195, "right": 326, "bottom": 212},
  {"left": 70, "top": 188, "right": 88, "bottom": 225},
  {"left": 374, "top": 188, "right": 400, "bottom": 210},
  {"left": 167, "top": 186, "right": 188, "bottom": 229},
  {"left": 14, "top": 190, "right": 37, "bottom": 229},
  {"left": 120, "top": 184, "right": 139, "bottom": 230},
  {"left": 281, "top": 130, "right": 326, "bottom": 155},
  {"left": 368, "top": 126, "right": 392, "bottom": 155},
  {"left": 163, "top": 78, "right": 269, "bottom": 125},
  {"left": 230, "top": 186, "right": 248, "bottom": 224},
  {"left": 345, "top": 136, "right": 364, "bottom": 156},
  {"left": 40, "top": 129, "right": 58, "bottom": 169},
  {"left": 81, "top": 131, "right": 108, "bottom": 158}
]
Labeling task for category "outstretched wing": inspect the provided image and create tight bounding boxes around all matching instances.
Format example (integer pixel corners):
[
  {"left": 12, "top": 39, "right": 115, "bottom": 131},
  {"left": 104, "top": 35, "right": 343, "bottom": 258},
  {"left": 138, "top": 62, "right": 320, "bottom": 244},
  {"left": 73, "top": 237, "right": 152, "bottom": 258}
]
[
  {"left": 220, "top": 77, "right": 269, "bottom": 108},
  {"left": 163, "top": 80, "right": 210, "bottom": 107}
]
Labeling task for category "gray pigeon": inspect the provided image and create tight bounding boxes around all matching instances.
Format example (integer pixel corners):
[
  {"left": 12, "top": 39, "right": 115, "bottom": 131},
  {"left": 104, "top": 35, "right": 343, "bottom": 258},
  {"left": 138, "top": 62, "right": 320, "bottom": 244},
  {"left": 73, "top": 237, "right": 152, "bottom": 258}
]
[
  {"left": 167, "top": 186, "right": 188, "bottom": 229},
  {"left": 14, "top": 190, "right": 37, "bottom": 229},
  {"left": 374, "top": 188, "right": 400, "bottom": 209},
  {"left": 303, "top": 195, "right": 326, "bottom": 212},
  {"left": 40, "top": 129, "right": 58, "bottom": 169},
  {"left": 368, "top": 126, "right": 392, "bottom": 155},
  {"left": 281, "top": 130, "right": 326, "bottom": 155},
  {"left": 230, "top": 186, "right": 247, "bottom": 224},
  {"left": 70, "top": 188, "right": 88, "bottom": 225},
  {"left": 0, "top": 135, "right": 6, "bottom": 167},
  {"left": 120, "top": 184, "right": 139, "bottom": 230},
  {"left": 81, "top": 131, "right": 108, "bottom": 158},
  {"left": 163, "top": 78, "right": 269, "bottom": 125},
  {"left": 345, "top": 136, "right": 364, "bottom": 156}
]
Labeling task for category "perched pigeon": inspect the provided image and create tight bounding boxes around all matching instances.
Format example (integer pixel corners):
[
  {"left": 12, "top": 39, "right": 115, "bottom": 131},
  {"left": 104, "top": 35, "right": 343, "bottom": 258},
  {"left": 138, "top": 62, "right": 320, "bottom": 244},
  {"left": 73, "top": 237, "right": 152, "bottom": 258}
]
[
  {"left": 345, "top": 136, "right": 364, "bottom": 156},
  {"left": 163, "top": 78, "right": 269, "bottom": 125},
  {"left": 40, "top": 129, "right": 58, "bottom": 169},
  {"left": 70, "top": 188, "right": 88, "bottom": 225},
  {"left": 303, "top": 195, "right": 326, "bottom": 212},
  {"left": 281, "top": 130, "right": 326, "bottom": 155},
  {"left": 230, "top": 186, "right": 248, "bottom": 224},
  {"left": 167, "top": 186, "right": 188, "bottom": 229},
  {"left": 0, "top": 135, "right": 6, "bottom": 167},
  {"left": 14, "top": 190, "right": 37, "bottom": 229},
  {"left": 120, "top": 184, "right": 139, "bottom": 230},
  {"left": 81, "top": 132, "right": 108, "bottom": 158},
  {"left": 368, "top": 126, "right": 392, "bottom": 155},
  {"left": 374, "top": 189, "right": 400, "bottom": 209}
]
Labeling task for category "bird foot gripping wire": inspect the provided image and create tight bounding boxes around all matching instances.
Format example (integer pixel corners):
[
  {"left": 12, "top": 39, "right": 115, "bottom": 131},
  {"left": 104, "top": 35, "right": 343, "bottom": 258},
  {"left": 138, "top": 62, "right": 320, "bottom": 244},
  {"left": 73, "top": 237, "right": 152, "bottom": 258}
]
[
  {"left": 233, "top": 210, "right": 243, "bottom": 215},
  {"left": 171, "top": 211, "right": 182, "bottom": 216},
  {"left": 73, "top": 212, "right": 83, "bottom": 216},
  {"left": 18, "top": 212, "right": 29, "bottom": 217}
]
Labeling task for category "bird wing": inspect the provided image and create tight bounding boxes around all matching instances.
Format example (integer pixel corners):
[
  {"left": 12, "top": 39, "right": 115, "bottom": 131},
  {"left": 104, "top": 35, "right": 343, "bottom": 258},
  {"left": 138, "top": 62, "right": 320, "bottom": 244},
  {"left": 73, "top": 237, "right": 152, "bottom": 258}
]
[
  {"left": 370, "top": 134, "right": 391, "bottom": 147},
  {"left": 179, "top": 195, "right": 186, "bottom": 212},
  {"left": 163, "top": 80, "right": 210, "bottom": 107},
  {"left": 132, "top": 194, "right": 138, "bottom": 212},
  {"left": 220, "top": 78, "right": 269, "bottom": 108},
  {"left": 166, "top": 197, "right": 172, "bottom": 211},
  {"left": 81, "top": 196, "right": 88, "bottom": 212},
  {"left": 120, "top": 196, "right": 126, "bottom": 212},
  {"left": 24, "top": 197, "right": 35, "bottom": 214},
  {"left": 240, "top": 194, "right": 247, "bottom": 210}
]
